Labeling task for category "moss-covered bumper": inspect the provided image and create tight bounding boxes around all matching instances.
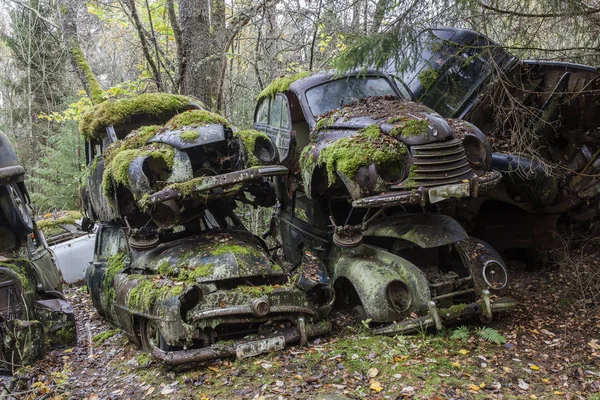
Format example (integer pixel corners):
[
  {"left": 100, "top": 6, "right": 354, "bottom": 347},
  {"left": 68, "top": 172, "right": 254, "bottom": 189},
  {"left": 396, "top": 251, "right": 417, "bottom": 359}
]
[
  {"left": 152, "top": 320, "right": 331, "bottom": 366},
  {"left": 374, "top": 290, "right": 517, "bottom": 335},
  {"left": 352, "top": 169, "right": 501, "bottom": 208}
]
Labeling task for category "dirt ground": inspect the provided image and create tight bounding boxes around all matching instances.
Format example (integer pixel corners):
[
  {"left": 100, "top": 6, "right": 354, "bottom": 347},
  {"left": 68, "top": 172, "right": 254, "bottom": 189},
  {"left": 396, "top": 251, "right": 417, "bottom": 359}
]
[{"left": 1, "top": 263, "right": 599, "bottom": 400}]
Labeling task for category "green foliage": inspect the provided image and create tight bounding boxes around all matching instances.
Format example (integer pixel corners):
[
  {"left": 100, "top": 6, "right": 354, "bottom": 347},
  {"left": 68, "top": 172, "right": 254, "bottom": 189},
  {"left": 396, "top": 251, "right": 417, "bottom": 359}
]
[
  {"left": 417, "top": 69, "right": 440, "bottom": 91},
  {"left": 475, "top": 327, "right": 506, "bottom": 345},
  {"left": 68, "top": 45, "right": 105, "bottom": 104},
  {"left": 29, "top": 122, "right": 84, "bottom": 212},
  {"left": 92, "top": 329, "right": 119, "bottom": 344},
  {"left": 165, "top": 109, "right": 229, "bottom": 129},
  {"left": 450, "top": 325, "right": 469, "bottom": 342},
  {"left": 234, "top": 129, "right": 271, "bottom": 166}
]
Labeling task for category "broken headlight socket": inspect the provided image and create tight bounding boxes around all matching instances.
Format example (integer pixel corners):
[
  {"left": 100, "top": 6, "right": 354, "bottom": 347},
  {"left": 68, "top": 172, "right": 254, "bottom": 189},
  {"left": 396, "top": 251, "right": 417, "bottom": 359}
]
[
  {"left": 482, "top": 260, "right": 508, "bottom": 291},
  {"left": 462, "top": 134, "right": 488, "bottom": 169},
  {"left": 386, "top": 280, "right": 412, "bottom": 312},
  {"left": 252, "top": 135, "right": 276, "bottom": 164},
  {"left": 150, "top": 200, "right": 181, "bottom": 230},
  {"left": 179, "top": 285, "right": 203, "bottom": 322}
]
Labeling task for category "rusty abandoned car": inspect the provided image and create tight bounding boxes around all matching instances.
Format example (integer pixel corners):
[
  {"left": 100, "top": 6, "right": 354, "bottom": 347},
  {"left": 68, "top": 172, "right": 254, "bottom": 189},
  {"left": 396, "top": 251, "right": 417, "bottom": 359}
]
[
  {"left": 0, "top": 133, "right": 76, "bottom": 371},
  {"left": 254, "top": 71, "right": 517, "bottom": 334},
  {"left": 389, "top": 27, "right": 600, "bottom": 253},
  {"left": 81, "top": 94, "right": 333, "bottom": 365}
]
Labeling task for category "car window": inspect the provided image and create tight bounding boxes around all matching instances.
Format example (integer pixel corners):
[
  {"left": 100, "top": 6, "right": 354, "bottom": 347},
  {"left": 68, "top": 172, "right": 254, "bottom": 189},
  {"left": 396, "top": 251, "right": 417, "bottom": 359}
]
[
  {"left": 256, "top": 98, "right": 269, "bottom": 124},
  {"left": 97, "top": 226, "right": 127, "bottom": 260},
  {"left": 294, "top": 191, "right": 327, "bottom": 229},
  {"left": 305, "top": 77, "right": 398, "bottom": 118},
  {"left": 270, "top": 95, "right": 283, "bottom": 128},
  {"left": 280, "top": 95, "right": 291, "bottom": 129}
]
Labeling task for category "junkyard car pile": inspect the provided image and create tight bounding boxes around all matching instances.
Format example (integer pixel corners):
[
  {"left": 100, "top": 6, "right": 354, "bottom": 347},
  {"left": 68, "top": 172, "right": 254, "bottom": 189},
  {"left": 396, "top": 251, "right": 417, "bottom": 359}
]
[{"left": 0, "top": 133, "right": 76, "bottom": 372}]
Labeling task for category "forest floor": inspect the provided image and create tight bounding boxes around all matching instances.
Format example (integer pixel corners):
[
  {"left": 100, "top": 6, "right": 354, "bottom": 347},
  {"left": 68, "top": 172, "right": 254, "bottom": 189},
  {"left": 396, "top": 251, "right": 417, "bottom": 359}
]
[{"left": 2, "top": 263, "right": 600, "bottom": 400}]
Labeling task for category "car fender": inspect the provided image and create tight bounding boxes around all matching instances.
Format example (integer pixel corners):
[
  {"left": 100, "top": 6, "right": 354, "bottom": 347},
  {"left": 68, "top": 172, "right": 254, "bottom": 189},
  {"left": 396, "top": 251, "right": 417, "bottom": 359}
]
[{"left": 330, "top": 244, "right": 431, "bottom": 323}]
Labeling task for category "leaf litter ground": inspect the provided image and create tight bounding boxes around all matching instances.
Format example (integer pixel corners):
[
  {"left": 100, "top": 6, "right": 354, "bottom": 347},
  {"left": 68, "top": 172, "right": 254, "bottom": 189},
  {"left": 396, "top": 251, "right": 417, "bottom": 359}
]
[{"left": 2, "top": 264, "right": 599, "bottom": 400}]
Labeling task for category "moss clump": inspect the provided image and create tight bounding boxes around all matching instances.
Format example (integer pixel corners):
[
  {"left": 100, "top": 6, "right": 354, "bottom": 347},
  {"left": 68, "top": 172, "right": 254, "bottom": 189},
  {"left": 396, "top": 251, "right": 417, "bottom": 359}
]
[
  {"left": 104, "top": 253, "right": 127, "bottom": 307},
  {"left": 386, "top": 116, "right": 404, "bottom": 124},
  {"left": 127, "top": 278, "right": 184, "bottom": 312},
  {"left": 234, "top": 130, "right": 271, "bottom": 166},
  {"left": 315, "top": 125, "right": 408, "bottom": 186},
  {"left": 103, "top": 125, "right": 162, "bottom": 166},
  {"left": 135, "top": 352, "right": 153, "bottom": 366},
  {"left": 102, "top": 144, "right": 175, "bottom": 198},
  {"left": 187, "top": 263, "right": 215, "bottom": 281},
  {"left": 69, "top": 45, "right": 105, "bottom": 105},
  {"left": 315, "top": 116, "right": 335, "bottom": 131},
  {"left": 92, "top": 329, "right": 119, "bottom": 344},
  {"left": 37, "top": 211, "right": 82, "bottom": 230},
  {"left": 0, "top": 260, "right": 35, "bottom": 294},
  {"left": 79, "top": 93, "right": 197, "bottom": 139},
  {"left": 234, "top": 285, "right": 278, "bottom": 296},
  {"left": 257, "top": 71, "right": 311, "bottom": 100},
  {"left": 417, "top": 69, "right": 440, "bottom": 91},
  {"left": 390, "top": 119, "right": 430, "bottom": 138},
  {"left": 402, "top": 164, "right": 419, "bottom": 188},
  {"left": 162, "top": 177, "right": 243, "bottom": 201},
  {"left": 439, "top": 303, "right": 468, "bottom": 319},
  {"left": 180, "top": 131, "right": 200, "bottom": 143},
  {"left": 164, "top": 109, "right": 229, "bottom": 130}
]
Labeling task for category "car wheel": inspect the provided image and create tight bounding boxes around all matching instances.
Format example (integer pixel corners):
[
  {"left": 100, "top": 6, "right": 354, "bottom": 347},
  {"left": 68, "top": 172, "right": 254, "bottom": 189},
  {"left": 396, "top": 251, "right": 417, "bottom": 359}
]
[
  {"left": 140, "top": 318, "right": 166, "bottom": 352},
  {"left": 0, "top": 183, "right": 33, "bottom": 236}
]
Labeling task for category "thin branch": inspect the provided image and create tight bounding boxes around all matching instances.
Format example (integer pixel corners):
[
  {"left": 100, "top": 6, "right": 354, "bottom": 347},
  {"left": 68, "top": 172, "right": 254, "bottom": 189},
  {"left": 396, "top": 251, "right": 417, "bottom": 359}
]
[
  {"left": 6, "top": 0, "right": 59, "bottom": 29},
  {"left": 476, "top": 1, "right": 600, "bottom": 18}
]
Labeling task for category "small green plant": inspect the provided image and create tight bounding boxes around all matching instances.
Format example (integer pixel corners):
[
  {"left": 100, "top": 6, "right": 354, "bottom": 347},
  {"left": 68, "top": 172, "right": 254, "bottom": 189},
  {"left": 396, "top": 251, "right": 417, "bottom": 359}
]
[
  {"left": 360, "top": 318, "right": 372, "bottom": 330},
  {"left": 450, "top": 325, "right": 469, "bottom": 341},
  {"left": 475, "top": 327, "right": 506, "bottom": 344},
  {"left": 450, "top": 325, "right": 506, "bottom": 344}
]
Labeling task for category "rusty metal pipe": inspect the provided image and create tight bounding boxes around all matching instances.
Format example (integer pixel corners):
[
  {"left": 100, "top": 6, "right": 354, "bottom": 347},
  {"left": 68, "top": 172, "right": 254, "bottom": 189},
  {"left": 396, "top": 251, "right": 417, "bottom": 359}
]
[{"left": 152, "top": 320, "right": 331, "bottom": 366}]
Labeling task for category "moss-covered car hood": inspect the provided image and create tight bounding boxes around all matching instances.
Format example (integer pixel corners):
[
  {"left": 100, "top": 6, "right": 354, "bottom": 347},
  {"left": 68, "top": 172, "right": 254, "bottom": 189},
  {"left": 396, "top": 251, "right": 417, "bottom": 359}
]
[
  {"left": 314, "top": 97, "right": 453, "bottom": 146},
  {"left": 132, "top": 231, "right": 282, "bottom": 283}
]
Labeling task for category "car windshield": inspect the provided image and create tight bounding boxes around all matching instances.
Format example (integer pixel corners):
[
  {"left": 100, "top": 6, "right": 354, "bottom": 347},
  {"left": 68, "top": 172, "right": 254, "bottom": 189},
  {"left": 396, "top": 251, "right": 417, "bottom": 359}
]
[
  {"left": 396, "top": 31, "right": 512, "bottom": 117},
  {"left": 305, "top": 77, "right": 398, "bottom": 117}
]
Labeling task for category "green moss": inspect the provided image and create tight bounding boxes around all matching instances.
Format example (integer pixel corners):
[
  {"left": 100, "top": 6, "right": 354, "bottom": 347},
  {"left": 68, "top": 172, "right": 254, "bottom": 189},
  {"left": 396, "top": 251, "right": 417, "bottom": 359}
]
[
  {"left": 0, "top": 261, "right": 34, "bottom": 294},
  {"left": 104, "top": 253, "right": 127, "bottom": 307},
  {"left": 103, "top": 125, "right": 162, "bottom": 166},
  {"left": 37, "top": 211, "right": 83, "bottom": 237},
  {"left": 386, "top": 116, "right": 404, "bottom": 124},
  {"left": 234, "top": 285, "right": 278, "bottom": 296},
  {"left": 390, "top": 119, "right": 429, "bottom": 138},
  {"left": 316, "top": 125, "right": 408, "bottom": 186},
  {"left": 402, "top": 164, "right": 418, "bottom": 188},
  {"left": 165, "top": 109, "right": 229, "bottom": 129},
  {"left": 234, "top": 130, "right": 271, "bottom": 166},
  {"left": 79, "top": 93, "right": 197, "bottom": 139},
  {"left": 92, "top": 329, "right": 119, "bottom": 344},
  {"left": 127, "top": 279, "right": 185, "bottom": 313},
  {"left": 162, "top": 177, "right": 243, "bottom": 201},
  {"left": 272, "top": 264, "right": 283, "bottom": 272},
  {"left": 257, "top": 71, "right": 311, "bottom": 100},
  {"left": 187, "top": 263, "right": 215, "bottom": 281},
  {"left": 69, "top": 45, "right": 105, "bottom": 105},
  {"left": 179, "top": 131, "right": 200, "bottom": 143},
  {"left": 417, "top": 69, "right": 440, "bottom": 91},
  {"left": 102, "top": 144, "right": 175, "bottom": 198},
  {"left": 439, "top": 303, "right": 468, "bottom": 319},
  {"left": 135, "top": 352, "right": 153, "bottom": 366},
  {"left": 315, "top": 116, "right": 335, "bottom": 131}
]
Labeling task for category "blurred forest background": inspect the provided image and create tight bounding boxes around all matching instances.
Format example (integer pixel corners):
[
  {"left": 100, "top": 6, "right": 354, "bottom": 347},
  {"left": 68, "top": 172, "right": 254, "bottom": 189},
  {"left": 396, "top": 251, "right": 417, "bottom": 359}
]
[{"left": 0, "top": 0, "right": 599, "bottom": 213}]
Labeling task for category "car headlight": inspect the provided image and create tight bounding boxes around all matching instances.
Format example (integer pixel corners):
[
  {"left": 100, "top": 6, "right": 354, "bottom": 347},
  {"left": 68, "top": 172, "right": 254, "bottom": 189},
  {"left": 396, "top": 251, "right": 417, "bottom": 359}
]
[
  {"left": 386, "top": 280, "right": 412, "bottom": 312},
  {"left": 482, "top": 260, "right": 508, "bottom": 291},
  {"left": 463, "top": 134, "right": 488, "bottom": 168},
  {"left": 179, "top": 285, "right": 202, "bottom": 322}
]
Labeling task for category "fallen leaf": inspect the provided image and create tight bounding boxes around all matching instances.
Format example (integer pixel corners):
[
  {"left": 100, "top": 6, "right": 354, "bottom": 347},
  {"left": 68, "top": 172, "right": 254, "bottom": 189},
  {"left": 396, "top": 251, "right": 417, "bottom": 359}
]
[
  {"left": 370, "top": 381, "right": 383, "bottom": 392},
  {"left": 459, "top": 349, "right": 469, "bottom": 355},
  {"left": 146, "top": 387, "right": 155, "bottom": 395},
  {"left": 367, "top": 367, "right": 379, "bottom": 378}
]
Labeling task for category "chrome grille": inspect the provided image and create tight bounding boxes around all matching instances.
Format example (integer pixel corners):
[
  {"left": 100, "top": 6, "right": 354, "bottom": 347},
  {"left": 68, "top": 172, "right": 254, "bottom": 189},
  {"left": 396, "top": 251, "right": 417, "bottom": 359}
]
[{"left": 409, "top": 138, "right": 475, "bottom": 187}]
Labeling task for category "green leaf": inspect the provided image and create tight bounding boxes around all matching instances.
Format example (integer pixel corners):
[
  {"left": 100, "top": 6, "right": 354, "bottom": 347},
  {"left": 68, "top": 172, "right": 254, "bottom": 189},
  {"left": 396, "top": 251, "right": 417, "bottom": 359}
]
[
  {"left": 450, "top": 325, "right": 469, "bottom": 341},
  {"left": 475, "top": 327, "right": 506, "bottom": 345}
]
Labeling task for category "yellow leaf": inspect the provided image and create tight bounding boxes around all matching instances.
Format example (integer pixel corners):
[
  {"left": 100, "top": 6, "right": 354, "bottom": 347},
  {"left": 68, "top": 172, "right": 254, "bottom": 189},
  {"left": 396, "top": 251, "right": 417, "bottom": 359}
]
[
  {"left": 208, "top": 366, "right": 219, "bottom": 372},
  {"left": 503, "top": 366, "right": 512, "bottom": 373},
  {"left": 459, "top": 349, "right": 469, "bottom": 355},
  {"left": 542, "top": 378, "right": 550, "bottom": 383},
  {"left": 63, "top": 348, "right": 74, "bottom": 353},
  {"left": 370, "top": 381, "right": 383, "bottom": 392},
  {"left": 451, "top": 362, "right": 461, "bottom": 368},
  {"left": 467, "top": 384, "right": 480, "bottom": 391},
  {"left": 530, "top": 364, "right": 539, "bottom": 371}
]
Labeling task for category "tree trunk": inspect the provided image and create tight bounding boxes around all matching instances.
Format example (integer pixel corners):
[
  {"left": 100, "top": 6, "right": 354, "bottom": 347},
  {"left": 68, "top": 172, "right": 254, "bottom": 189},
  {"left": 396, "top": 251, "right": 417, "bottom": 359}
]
[
  {"left": 58, "top": 0, "right": 104, "bottom": 104},
  {"left": 179, "top": 0, "right": 226, "bottom": 110}
]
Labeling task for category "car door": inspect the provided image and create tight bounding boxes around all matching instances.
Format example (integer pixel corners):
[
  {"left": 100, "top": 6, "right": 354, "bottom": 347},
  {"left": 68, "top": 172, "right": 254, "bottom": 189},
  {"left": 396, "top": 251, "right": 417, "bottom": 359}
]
[
  {"left": 27, "top": 226, "right": 63, "bottom": 295},
  {"left": 254, "top": 94, "right": 293, "bottom": 163},
  {"left": 278, "top": 189, "right": 330, "bottom": 265},
  {"left": 86, "top": 224, "right": 128, "bottom": 319}
]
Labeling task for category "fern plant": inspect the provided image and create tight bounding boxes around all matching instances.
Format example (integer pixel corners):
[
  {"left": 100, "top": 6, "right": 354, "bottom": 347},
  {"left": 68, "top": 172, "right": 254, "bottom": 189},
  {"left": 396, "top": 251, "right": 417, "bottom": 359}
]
[
  {"left": 450, "top": 325, "right": 469, "bottom": 342},
  {"left": 475, "top": 327, "right": 506, "bottom": 345}
]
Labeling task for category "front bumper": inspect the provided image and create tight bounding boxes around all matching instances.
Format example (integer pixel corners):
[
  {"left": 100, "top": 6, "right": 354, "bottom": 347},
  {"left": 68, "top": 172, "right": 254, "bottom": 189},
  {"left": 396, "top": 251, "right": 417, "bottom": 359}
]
[
  {"left": 374, "top": 289, "right": 517, "bottom": 335},
  {"left": 352, "top": 170, "right": 502, "bottom": 208},
  {"left": 152, "top": 319, "right": 331, "bottom": 366}
]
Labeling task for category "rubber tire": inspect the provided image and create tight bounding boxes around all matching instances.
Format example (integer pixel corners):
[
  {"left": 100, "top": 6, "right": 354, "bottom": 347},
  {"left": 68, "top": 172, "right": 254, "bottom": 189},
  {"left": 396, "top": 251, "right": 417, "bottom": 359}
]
[
  {"left": 139, "top": 318, "right": 166, "bottom": 352},
  {"left": 0, "top": 184, "right": 33, "bottom": 236}
]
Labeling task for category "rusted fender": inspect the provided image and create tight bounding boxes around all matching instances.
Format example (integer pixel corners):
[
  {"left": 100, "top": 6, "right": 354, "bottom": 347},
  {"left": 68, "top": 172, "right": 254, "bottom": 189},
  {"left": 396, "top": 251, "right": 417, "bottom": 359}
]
[
  {"left": 362, "top": 213, "right": 468, "bottom": 248},
  {"left": 329, "top": 244, "right": 431, "bottom": 322},
  {"left": 151, "top": 320, "right": 332, "bottom": 366}
]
